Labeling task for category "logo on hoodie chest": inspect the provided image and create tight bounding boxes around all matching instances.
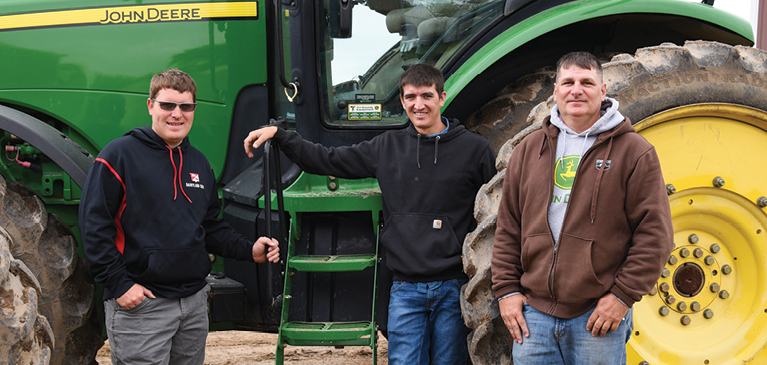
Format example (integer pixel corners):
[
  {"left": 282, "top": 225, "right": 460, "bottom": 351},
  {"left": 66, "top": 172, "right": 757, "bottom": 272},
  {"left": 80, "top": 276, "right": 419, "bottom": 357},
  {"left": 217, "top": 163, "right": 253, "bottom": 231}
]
[
  {"left": 554, "top": 156, "right": 580, "bottom": 190},
  {"left": 186, "top": 172, "right": 205, "bottom": 190}
]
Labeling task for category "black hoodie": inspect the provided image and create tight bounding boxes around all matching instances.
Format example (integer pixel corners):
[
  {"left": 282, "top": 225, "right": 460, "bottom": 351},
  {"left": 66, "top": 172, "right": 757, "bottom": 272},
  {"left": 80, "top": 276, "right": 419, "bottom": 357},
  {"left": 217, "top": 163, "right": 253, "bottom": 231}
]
[
  {"left": 272, "top": 118, "right": 496, "bottom": 282},
  {"left": 79, "top": 126, "right": 255, "bottom": 300}
]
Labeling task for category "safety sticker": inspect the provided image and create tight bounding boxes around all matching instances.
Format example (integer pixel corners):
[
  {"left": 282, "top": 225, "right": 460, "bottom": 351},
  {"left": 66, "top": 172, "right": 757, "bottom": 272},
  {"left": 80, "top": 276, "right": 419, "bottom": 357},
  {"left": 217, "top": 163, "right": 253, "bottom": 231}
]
[{"left": 348, "top": 104, "right": 382, "bottom": 121}]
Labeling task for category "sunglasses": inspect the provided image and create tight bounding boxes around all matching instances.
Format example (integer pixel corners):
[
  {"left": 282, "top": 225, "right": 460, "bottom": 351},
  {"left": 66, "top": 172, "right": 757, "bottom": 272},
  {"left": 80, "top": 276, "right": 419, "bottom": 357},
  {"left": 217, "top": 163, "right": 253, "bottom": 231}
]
[{"left": 151, "top": 98, "right": 197, "bottom": 112}]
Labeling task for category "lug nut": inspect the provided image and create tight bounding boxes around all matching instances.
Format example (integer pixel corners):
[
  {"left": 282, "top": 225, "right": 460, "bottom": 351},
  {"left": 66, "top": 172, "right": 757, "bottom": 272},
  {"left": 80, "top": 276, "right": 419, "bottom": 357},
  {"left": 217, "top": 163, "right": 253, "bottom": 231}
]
[
  {"left": 690, "top": 302, "right": 701, "bottom": 312},
  {"left": 677, "top": 302, "right": 688, "bottom": 311},
  {"left": 659, "top": 306, "right": 670, "bottom": 316},
  {"left": 666, "top": 295, "right": 676, "bottom": 305},
  {"left": 704, "top": 256, "right": 715, "bottom": 266},
  {"left": 328, "top": 181, "right": 338, "bottom": 190},
  {"left": 758, "top": 196, "right": 767, "bottom": 208},
  {"left": 660, "top": 282, "right": 670, "bottom": 293},
  {"left": 668, "top": 255, "right": 678, "bottom": 265},
  {"left": 661, "top": 268, "right": 671, "bottom": 278},
  {"left": 703, "top": 309, "right": 714, "bottom": 319},
  {"left": 719, "top": 290, "right": 730, "bottom": 299},
  {"left": 666, "top": 184, "right": 677, "bottom": 195},
  {"left": 688, "top": 234, "right": 699, "bottom": 244},
  {"left": 680, "top": 315, "right": 691, "bottom": 325},
  {"left": 722, "top": 265, "right": 732, "bottom": 275},
  {"left": 710, "top": 283, "right": 720, "bottom": 293},
  {"left": 649, "top": 286, "right": 658, "bottom": 296},
  {"left": 710, "top": 244, "right": 721, "bottom": 253},
  {"left": 713, "top": 176, "right": 725, "bottom": 188},
  {"left": 679, "top": 248, "right": 690, "bottom": 258},
  {"left": 693, "top": 248, "right": 704, "bottom": 258}
]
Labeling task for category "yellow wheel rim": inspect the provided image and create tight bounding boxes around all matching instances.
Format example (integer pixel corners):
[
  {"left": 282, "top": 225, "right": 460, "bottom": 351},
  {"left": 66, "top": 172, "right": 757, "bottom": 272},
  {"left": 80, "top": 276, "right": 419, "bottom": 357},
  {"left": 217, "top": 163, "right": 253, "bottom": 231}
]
[{"left": 628, "top": 104, "right": 767, "bottom": 365}]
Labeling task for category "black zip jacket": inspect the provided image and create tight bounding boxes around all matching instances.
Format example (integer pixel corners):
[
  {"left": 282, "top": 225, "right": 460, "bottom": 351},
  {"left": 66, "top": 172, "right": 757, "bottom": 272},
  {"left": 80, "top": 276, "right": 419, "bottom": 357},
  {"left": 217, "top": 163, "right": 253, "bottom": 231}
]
[
  {"left": 79, "top": 126, "right": 255, "bottom": 300},
  {"left": 272, "top": 118, "right": 496, "bottom": 282}
]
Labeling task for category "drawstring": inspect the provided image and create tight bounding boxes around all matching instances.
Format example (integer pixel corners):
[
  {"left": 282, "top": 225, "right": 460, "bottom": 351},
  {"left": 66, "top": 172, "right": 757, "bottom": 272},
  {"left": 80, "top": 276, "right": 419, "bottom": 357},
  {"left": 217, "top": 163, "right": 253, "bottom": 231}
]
[
  {"left": 416, "top": 134, "right": 421, "bottom": 168},
  {"left": 561, "top": 131, "right": 567, "bottom": 169},
  {"left": 590, "top": 137, "right": 612, "bottom": 223},
  {"left": 415, "top": 134, "right": 441, "bottom": 167},
  {"left": 168, "top": 147, "right": 178, "bottom": 200},
  {"left": 178, "top": 148, "right": 192, "bottom": 203},
  {"left": 166, "top": 146, "right": 193, "bottom": 203}
]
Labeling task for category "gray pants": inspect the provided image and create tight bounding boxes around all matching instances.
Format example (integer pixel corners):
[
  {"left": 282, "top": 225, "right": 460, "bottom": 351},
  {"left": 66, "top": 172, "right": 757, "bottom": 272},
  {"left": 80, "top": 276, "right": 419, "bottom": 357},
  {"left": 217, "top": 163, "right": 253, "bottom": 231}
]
[{"left": 104, "top": 285, "right": 210, "bottom": 365}]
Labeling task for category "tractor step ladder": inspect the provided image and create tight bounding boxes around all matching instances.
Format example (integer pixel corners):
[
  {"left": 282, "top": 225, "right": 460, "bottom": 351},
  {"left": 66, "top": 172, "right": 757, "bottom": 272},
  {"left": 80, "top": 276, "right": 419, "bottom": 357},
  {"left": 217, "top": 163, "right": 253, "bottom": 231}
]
[{"left": 261, "top": 141, "right": 381, "bottom": 365}]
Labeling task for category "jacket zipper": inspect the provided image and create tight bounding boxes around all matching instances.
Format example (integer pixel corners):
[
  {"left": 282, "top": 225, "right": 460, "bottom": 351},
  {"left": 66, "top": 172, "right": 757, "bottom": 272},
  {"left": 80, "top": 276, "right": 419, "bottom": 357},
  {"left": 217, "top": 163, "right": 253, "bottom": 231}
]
[{"left": 546, "top": 134, "right": 605, "bottom": 301}]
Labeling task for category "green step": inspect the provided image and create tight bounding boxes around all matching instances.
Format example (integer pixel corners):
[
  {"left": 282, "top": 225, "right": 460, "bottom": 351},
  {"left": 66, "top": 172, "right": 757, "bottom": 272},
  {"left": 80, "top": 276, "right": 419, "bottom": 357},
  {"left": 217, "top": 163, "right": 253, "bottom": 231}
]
[
  {"left": 281, "top": 321, "right": 375, "bottom": 346},
  {"left": 288, "top": 254, "right": 376, "bottom": 272}
]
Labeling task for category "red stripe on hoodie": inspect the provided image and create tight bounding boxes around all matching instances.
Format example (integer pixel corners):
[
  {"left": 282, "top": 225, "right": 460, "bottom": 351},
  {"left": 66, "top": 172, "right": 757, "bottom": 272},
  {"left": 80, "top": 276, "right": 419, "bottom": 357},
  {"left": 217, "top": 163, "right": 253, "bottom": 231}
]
[{"left": 95, "top": 158, "right": 127, "bottom": 254}]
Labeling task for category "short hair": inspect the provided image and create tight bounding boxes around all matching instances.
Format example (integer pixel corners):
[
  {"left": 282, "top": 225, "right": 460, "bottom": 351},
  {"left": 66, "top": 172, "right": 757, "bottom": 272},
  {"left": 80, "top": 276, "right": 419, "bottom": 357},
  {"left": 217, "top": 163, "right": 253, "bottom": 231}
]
[
  {"left": 556, "top": 52, "right": 603, "bottom": 83},
  {"left": 399, "top": 63, "right": 444, "bottom": 96},
  {"left": 149, "top": 69, "right": 197, "bottom": 102}
]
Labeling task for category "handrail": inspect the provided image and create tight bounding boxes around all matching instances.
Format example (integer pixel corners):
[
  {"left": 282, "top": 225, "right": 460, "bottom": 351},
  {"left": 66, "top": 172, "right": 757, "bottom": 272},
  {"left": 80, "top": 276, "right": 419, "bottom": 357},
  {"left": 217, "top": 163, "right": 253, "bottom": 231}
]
[{"left": 262, "top": 139, "right": 287, "bottom": 253}]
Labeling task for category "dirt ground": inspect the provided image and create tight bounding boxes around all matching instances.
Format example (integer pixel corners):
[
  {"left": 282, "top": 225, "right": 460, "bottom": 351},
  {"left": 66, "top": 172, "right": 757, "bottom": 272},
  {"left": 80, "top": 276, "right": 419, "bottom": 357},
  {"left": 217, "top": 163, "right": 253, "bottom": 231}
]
[{"left": 96, "top": 331, "right": 388, "bottom": 365}]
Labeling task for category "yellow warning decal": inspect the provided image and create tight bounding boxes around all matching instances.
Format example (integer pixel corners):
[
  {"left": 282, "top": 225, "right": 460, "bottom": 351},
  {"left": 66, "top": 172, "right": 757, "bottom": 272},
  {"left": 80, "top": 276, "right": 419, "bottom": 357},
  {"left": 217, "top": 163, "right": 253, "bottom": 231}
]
[{"left": 0, "top": 2, "right": 257, "bottom": 31}]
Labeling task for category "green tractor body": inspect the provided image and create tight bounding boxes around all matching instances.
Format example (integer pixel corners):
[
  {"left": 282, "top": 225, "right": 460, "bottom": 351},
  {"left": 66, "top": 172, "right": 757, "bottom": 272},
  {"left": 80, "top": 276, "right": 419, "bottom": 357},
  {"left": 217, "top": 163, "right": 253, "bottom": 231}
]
[{"left": 0, "top": 0, "right": 765, "bottom": 364}]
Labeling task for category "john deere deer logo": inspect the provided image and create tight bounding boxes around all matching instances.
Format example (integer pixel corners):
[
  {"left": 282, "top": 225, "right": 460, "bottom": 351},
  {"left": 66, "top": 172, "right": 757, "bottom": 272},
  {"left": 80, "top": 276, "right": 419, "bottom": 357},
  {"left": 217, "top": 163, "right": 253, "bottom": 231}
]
[{"left": 554, "top": 156, "right": 580, "bottom": 189}]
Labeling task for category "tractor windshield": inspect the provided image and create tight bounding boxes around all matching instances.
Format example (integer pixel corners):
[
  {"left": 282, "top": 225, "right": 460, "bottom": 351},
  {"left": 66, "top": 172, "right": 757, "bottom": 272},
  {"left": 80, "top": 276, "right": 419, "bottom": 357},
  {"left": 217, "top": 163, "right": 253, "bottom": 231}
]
[{"left": 319, "top": 0, "right": 504, "bottom": 127}]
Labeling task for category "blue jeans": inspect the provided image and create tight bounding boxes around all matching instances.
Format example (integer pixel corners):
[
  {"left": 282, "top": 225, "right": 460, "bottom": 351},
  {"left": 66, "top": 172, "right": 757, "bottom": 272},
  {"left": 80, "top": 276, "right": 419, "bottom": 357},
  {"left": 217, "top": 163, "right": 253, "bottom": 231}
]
[
  {"left": 387, "top": 279, "right": 469, "bottom": 365},
  {"left": 513, "top": 303, "right": 633, "bottom": 365}
]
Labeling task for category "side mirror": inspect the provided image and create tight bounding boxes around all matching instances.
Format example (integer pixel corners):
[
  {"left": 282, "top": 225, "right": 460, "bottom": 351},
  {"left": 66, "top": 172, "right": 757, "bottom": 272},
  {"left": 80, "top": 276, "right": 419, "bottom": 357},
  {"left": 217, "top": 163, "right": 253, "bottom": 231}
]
[{"left": 330, "top": 0, "right": 353, "bottom": 38}]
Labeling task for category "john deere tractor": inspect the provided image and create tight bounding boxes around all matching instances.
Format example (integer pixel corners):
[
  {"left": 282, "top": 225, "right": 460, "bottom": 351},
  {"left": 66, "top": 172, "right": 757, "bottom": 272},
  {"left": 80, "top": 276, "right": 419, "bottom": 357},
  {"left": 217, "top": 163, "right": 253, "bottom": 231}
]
[{"left": 0, "top": 0, "right": 765, "bottom": 364}]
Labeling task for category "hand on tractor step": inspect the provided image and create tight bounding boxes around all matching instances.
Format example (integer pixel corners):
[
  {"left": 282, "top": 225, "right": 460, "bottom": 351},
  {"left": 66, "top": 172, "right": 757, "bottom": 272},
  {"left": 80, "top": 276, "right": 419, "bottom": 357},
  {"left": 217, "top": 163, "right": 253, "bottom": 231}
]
[
  {"left": 499, "top": 293, "right": 529, "bottom": 344},
  {"left": 117, "top": 283, "right": 155, "bottom": 310},
  {"left": 253, "top": 236, "right": 280, "bottom": 263},
  {"left": 244, "top": 126, "right": 278, "bottom": 158}
]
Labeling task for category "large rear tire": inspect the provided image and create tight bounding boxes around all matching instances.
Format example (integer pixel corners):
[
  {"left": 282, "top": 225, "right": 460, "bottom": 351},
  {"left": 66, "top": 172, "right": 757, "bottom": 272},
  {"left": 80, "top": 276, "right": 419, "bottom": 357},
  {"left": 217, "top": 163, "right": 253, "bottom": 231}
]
[
  {"left": 0, "top": 175, "right": 102, "bottom": 365},
  {"left": 462, "top": 41, "right": 767, "bottom": 364},
  {"left": 0, "top": 225, "right": 55, "bottom": 364},
  {"left": 464, "top": 69, "right": 555, "bottom": 153}
]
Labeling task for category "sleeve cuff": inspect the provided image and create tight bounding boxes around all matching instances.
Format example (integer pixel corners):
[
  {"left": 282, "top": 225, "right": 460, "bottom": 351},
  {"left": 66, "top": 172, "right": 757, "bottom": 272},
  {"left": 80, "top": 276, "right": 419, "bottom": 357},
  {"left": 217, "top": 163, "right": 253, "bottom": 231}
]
[{"left": 498, "top": 292, "right": 521, "bottom": 302}]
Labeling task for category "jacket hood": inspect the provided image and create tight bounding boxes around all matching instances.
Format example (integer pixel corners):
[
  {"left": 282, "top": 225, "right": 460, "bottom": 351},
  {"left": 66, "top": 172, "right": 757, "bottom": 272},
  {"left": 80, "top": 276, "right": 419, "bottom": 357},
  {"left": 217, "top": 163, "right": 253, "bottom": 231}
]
[
  {"left": 548, "top": 97, "right": 625, "bottom": 137},
  {"left": 405, "top": 117, "right": 465, "bottom": 139},
  {"left": 126, "top": 125, "right": 193, "bottom": 203},
  {"left": 406, "top": 117, "right": 468, "bottom": 168},
  {"left": 127, "top": 125, "right": 191, "bottom": 151}
]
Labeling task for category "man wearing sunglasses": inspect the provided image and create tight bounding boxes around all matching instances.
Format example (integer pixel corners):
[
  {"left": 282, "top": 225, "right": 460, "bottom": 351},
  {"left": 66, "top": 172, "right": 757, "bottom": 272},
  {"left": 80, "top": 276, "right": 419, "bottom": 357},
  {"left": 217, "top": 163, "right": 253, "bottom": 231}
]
[{"left": 79, "top": 69, "right": 280, "bottom": 365}]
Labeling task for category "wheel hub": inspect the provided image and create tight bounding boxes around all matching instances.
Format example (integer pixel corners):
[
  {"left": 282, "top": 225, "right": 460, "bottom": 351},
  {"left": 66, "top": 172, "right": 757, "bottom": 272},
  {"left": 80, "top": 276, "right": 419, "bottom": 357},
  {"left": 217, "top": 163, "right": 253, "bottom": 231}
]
[{"left": 674, "top": 263, "right": 704, "bottom": 297}]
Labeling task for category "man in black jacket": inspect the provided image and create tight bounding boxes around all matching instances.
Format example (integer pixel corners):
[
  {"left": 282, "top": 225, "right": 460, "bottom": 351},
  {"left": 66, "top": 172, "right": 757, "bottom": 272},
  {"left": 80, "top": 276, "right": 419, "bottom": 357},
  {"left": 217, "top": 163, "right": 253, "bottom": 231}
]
[
  {"left": 79, "top": 69, "right": 279, "bottom": 365},
  {"left": 244, "top": 63, "right": 496, "bottom": 364}
]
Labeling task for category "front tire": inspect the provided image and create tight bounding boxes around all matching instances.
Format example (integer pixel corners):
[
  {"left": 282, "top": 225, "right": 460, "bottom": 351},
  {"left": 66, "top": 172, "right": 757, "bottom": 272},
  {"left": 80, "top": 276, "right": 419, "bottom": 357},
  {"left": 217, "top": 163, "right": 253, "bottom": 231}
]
[{"left": 0, "top": 175, "right": 103, "bottom": 365}]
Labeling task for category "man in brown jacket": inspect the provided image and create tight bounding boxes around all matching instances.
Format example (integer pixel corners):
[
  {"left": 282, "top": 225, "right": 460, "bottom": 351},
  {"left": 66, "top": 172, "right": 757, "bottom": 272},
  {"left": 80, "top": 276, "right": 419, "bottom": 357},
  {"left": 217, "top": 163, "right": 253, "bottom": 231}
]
[{"left": 491, "top": 52, "right": 673, "bottom": 364}]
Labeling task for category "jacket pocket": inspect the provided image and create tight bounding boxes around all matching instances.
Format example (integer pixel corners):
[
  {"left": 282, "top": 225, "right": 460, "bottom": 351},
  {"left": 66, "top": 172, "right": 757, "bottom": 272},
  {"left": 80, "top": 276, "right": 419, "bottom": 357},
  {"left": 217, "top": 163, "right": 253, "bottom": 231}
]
[
  {"left": 380, "top": 213, "right": 461, "bottom": 277},
  {"left": 519, "top": 234, "right": 555, "bottom": 299},
  {"left": 551, "top": 234, "right": 604, "bottom": 302},
  {"left": 131, "top": 244, "right": 211, "bottom": 285}
]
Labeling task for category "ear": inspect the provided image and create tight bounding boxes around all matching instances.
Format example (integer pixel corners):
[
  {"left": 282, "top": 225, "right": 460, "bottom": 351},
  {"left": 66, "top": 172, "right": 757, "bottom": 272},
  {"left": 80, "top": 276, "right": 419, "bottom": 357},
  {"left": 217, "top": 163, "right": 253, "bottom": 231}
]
[
  {"left": 600, "top": 83, "right": 607, "bottom": 101},
  {"left": 439, "top": 91, "right": 447, "bottom": 107},
  {"left": 147, "top": 98, "right": 153, "bottom": 115}
]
